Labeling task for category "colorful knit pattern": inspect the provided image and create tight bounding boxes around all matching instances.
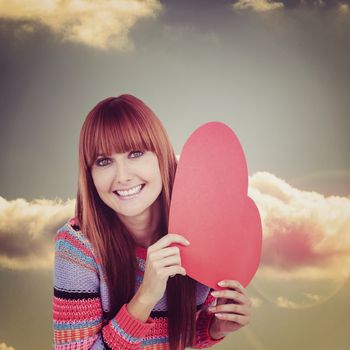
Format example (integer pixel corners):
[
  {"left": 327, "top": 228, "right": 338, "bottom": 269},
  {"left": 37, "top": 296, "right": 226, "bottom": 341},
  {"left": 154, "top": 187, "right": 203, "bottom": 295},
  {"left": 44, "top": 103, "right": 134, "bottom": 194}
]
[{"left": 53, "top": 218, "right": 225, "bottom": 349}]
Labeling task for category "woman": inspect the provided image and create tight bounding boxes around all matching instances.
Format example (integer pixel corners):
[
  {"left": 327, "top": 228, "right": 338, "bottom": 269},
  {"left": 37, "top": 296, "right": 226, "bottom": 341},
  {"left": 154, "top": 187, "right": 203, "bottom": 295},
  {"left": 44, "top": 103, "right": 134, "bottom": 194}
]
[{"left": 53, "top": 94, "right": 252, "bottom": 350}]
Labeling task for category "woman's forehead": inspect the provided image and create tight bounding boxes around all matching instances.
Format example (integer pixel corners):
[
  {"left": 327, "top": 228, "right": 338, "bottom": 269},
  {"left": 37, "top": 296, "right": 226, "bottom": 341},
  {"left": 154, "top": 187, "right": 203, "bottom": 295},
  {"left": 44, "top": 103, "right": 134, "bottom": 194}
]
[
  {"left": 94, "top": 136, "right": 146, "bottom": 153},
  {"left": 93, "top": 142, "right": 153, "bottom": 157}
]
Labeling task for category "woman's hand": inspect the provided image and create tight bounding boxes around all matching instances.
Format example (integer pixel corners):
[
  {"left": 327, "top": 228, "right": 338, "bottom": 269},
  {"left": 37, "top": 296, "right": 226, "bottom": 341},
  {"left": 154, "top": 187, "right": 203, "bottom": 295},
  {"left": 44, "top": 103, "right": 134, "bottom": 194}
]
[
  {"left": 208, "top": 280, "right": 252, "bottom": 339},
  {"left": 138, "top": 234, "right": 190, "bottom": 306}
]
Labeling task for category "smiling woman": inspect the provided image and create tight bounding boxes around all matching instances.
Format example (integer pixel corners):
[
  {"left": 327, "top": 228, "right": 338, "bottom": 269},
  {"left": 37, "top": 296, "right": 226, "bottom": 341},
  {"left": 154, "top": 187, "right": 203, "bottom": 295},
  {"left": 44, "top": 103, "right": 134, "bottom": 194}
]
[
  {"left": 52, "top": 94, "right": 226, "bottom": 350},
  {"left": 91, "top": 150, "right": 163, "bottom": 222}
]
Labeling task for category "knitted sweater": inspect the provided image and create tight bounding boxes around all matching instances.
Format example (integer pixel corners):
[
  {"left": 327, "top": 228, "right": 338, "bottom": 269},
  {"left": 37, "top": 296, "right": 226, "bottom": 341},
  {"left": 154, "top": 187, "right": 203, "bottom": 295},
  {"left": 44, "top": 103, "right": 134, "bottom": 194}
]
[{"left": 53, "top": 218, "right": 225, "bottom": 349}]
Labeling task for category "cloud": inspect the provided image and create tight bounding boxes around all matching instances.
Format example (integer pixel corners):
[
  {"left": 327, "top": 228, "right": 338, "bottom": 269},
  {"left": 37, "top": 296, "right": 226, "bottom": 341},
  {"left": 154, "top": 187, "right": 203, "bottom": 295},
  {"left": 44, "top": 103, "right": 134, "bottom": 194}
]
[
  {"left": 250, "top": 296, "right": 263, "bottom": 307},
  {"left": 232, "top": 0, "right": 350, "bottom": 12},
  {"left": 338, "top": 2, "right": 349, "bottom": 14},
  {"left": 0, "top": 341, "right": 15, "bottom": 350},
  {"left": 233, "top": 0, "right": 284, "bottom": 12},
  {"left": 249, "top": 172, "right": 350, "bottom": 281},
  {"left": 0, "top": 196, "right": 74, "bottom": 270},
  {"left": 303, "top": 292, "right": 322, "bottom": 303},
  {"left": 276, "top": 296, "right": 299, "bottom": 309},
  {"left": 1, "top": 171, "right": 350, "bottom": 275},
  {"left": 0, "top": 0, "right": 162, "bottom": 50}
]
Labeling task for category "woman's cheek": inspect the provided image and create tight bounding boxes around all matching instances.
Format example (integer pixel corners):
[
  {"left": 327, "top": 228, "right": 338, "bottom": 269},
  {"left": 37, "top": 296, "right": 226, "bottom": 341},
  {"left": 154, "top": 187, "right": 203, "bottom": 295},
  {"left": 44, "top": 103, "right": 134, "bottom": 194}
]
[{"left": 93, "top": 169, "right": 113, "bottom": 192}]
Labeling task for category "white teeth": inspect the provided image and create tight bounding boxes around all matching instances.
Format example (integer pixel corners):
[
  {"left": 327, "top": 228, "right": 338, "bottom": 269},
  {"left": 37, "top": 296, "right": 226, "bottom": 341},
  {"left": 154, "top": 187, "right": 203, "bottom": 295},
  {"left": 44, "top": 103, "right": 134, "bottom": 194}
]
[{"left": 116, "top": 185, "right": 143, "bottom": 197}]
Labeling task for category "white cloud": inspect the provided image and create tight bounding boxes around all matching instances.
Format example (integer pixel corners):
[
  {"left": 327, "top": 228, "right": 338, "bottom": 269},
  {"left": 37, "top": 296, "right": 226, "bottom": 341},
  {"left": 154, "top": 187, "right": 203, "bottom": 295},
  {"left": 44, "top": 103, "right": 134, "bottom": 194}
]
[
  {"left": 0, "top": 341, "right": 15, "bottom": 350},
  {"left": 338, "top": 2, "right": 349, "bottom": 14},
  {"left": 0, "top": 0, "right": 162, "bottom": 50},
  {"left": 276, "top": 296, "right": 299, "bottom": 309},
  {"left": 0, "top": 196, "right": 74, "bottom": 270},
  {"left": 250, "top": 296, "right": 263, "bottom": 307},
  {"left": 249, "top": 171, "right": 350, "bottom": 281},
  {"left": 303, "top": 292, "right": 322, "bottom": 302},
  {"left": 233, "top": 0, "right": 284, "bottom": 12}
]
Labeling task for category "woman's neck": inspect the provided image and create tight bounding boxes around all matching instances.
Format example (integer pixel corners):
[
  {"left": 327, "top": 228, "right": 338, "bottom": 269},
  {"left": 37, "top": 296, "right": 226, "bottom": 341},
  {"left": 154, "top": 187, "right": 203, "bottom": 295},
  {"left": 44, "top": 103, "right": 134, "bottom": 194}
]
[{"left": 117, "top": 197, "right": 162, "bottom": 248}]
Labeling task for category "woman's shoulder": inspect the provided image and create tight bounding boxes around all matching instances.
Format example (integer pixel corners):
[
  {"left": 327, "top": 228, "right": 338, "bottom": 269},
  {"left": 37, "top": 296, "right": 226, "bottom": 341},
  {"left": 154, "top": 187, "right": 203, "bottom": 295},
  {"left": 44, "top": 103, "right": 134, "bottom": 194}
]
[
  {"left": 55, "top": 217, "right": 93, "bottom": 251},
  {"left": 54, "top": 217, "right": 100, "bottom": 276}
]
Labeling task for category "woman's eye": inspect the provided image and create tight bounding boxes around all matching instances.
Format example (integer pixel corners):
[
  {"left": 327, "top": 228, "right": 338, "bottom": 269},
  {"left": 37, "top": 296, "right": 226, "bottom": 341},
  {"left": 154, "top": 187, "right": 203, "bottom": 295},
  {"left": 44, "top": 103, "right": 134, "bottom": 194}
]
[
  {"left": 95, "top": 158, "right": 111, "bottom": 166},
  {"left": 129, "top": 150, "right": 144, "bottom": 158}
]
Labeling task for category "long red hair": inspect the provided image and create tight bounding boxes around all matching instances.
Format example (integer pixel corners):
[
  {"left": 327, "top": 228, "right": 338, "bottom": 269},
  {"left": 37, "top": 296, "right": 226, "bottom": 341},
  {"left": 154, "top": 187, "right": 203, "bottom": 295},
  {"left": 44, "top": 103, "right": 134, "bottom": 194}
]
[{"left": 76, "top": 94, "right": 197, "bottom": 350}]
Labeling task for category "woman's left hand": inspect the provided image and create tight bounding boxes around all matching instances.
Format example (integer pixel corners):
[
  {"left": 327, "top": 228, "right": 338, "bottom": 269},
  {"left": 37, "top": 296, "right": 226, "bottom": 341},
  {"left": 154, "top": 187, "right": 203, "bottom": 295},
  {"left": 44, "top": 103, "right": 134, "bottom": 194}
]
[{"left": 208, "top": 280, "right": 252, "bottom": 338}]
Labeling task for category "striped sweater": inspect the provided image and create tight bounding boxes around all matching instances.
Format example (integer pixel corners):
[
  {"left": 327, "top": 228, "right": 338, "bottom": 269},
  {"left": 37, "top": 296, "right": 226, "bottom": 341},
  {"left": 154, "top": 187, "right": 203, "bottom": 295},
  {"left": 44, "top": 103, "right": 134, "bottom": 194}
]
[{"left": 53, "top": 218, "right": 225, "bottom": 349}]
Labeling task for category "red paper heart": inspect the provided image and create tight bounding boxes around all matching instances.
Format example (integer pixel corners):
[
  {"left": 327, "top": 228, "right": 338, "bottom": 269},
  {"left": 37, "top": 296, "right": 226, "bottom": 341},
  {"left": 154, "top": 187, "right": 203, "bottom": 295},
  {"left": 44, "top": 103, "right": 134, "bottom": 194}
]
[{"left": 169, "top": 122, "right": 262, "bottom": 290}]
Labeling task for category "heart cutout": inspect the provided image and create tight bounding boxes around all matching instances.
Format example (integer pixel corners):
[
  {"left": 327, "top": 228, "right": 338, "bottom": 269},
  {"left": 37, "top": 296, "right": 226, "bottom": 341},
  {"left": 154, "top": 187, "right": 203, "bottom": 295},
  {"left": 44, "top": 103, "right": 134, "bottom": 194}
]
[{"left": 168, "top": 122, "right": 262, "bottom": 290}]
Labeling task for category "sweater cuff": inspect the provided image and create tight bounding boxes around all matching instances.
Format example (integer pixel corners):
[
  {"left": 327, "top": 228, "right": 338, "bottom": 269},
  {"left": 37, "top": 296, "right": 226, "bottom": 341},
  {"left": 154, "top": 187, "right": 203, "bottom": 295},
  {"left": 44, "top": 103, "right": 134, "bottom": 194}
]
[
  {"left": 102, "top": 304, "right": 155, "bottom": 349},
  {"left": 194, "top": 309, "right": 225, "bottom": 347}
]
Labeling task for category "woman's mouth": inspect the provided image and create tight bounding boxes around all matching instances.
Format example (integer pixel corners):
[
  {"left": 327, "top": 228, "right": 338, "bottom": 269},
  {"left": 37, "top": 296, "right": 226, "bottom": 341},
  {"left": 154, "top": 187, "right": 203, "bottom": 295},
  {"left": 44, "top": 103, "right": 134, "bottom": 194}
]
[{"left": 113, "top": 184, "right": 145, "bottom": 199}]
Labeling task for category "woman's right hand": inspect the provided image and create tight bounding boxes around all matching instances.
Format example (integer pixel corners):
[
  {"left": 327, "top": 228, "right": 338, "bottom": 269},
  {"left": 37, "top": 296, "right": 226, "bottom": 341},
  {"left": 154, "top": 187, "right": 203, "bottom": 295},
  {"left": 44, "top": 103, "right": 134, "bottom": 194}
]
[{"left": 138, "top": 233, "right": 190, "bottom": 306}]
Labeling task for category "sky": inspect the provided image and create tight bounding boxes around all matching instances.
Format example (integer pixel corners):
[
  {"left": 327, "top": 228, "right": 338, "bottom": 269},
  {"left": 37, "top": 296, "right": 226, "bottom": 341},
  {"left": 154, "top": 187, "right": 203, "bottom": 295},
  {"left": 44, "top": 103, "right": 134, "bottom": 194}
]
[{"left": 0, "top": 0, "right": 350, "bottom": 349}]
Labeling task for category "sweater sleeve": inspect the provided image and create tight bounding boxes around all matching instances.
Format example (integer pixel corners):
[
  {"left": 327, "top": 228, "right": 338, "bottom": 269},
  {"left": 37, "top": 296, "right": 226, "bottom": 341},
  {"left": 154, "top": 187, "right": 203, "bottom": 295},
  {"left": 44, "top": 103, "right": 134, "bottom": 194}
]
[
  {"left": 53, "top": 225, "right": 155, "bottom": 350},
  {"left": 190, "top": 290, "right": 225, "bottom": 348}
]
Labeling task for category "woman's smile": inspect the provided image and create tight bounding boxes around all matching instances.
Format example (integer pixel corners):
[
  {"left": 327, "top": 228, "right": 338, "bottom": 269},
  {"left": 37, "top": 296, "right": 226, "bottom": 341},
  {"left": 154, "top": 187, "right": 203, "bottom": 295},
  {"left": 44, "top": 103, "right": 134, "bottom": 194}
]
[{"left": 113, "top": 184, "right": 146, "bottom": 199}]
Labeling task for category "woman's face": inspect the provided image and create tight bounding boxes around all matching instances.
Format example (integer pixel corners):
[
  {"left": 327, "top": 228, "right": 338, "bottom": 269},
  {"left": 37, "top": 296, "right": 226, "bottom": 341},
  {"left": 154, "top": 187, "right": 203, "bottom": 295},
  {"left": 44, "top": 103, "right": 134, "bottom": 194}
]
[{"left": 91, "top": 150, "right": 163, "bottom": 219}]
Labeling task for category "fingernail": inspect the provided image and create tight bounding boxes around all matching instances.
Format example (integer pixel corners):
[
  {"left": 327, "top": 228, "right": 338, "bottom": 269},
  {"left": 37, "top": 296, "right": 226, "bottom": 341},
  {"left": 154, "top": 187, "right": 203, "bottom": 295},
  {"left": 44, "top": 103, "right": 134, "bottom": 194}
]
[
  {"left": 218, "top": 281, "right": 226, "bottom": 287},
  {"left": 211, "top": 291, "right": 219, "bottom": 297},
  {"left": 185, "top": 240, "right": 190, "bottom": 245}
]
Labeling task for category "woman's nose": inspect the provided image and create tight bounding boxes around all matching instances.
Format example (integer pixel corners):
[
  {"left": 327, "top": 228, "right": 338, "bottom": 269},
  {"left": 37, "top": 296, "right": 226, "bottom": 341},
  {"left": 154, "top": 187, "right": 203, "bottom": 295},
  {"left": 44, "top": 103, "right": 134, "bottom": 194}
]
[{"left": 115, "top": 161, "right": 132, "bottom": 183}]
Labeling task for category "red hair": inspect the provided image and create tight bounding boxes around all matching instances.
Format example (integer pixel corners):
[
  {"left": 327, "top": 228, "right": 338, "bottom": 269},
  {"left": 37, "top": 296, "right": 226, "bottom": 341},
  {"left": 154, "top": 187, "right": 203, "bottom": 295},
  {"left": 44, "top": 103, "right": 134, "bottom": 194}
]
[{"left": 76, "top": 94, "right": 197, "bottom": 350}]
